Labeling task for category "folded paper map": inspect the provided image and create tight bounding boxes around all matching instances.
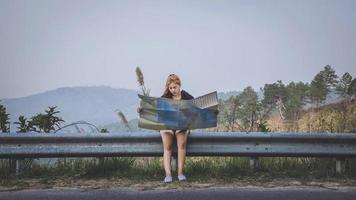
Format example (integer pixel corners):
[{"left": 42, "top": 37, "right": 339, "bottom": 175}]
[{"left": 138, "top": 91, "right": 218, "bottom": 130}]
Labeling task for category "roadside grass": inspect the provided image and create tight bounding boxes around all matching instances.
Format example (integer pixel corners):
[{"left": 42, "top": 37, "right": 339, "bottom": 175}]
[{"left": 1, "top": 157, "right": 356, "bottom": 187}]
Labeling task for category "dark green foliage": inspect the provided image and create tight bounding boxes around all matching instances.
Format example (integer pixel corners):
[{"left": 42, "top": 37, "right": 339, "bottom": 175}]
[
  {"left": 348, "top": 78, "right": 356, "bottom": 97},
  {"left": 218, "top": 86, "right": 261, "bottom": 132},
  {"left": 237, "top": 86, "right": 259, "bottom": 132},
  {"left": 0, "top": 102, "right": 10, "bottom": 133},
  {"left": 310, "top": 72, "right": 328, "bottom": 106},
  {"left": 310, "top": 65, "right": 338, "bottom": 106},
  {"left": 284, "top": 82, "right": 310, "bottom": 127},
  {"left": 30, "top": 106, "right": 64, "bottom": 133},
  {"left": 262, "top": 80, "right": 288, "bottom": 108},
  {"left": 321, "top": 65, "right": 339, "bottom": 88},
  {"left": 336, "top": 73, "right": 353, "bottom": 99},
  {"left": 257, "top": 121, "right": 270, "bottom": 132},
  {"left": 333, "top": 73, "right": 355, "bottom": 132},
  {"left": 14, "top": 115, "right": 33, "bottom": 133},
  {"left": 218, "top": 96, "right": 240, "bottom": 131},
  {"left": 337, "top": 73, "right": 353, "bottom": 95},
  {"left": 219, "top": 82, "right": 310, "bottom": 132},
  {"left": 261, "top": 80, "right": 289, "bottom": 120},
  {"left": 260, "top": 81, "right": 309, "bottom": 130},
  {"left": 219, "top": 65, "right": 354, "bottom": 132}
]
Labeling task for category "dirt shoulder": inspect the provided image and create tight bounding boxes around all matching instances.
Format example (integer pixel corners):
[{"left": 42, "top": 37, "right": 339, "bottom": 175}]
[{"left": 2, "top": 178, "right": 356, "bottom": 192}]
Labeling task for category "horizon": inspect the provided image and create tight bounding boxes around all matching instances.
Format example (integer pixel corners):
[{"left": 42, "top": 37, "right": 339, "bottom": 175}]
[{"left": 0, "top": 84, "right": 242, "bottom": 100}]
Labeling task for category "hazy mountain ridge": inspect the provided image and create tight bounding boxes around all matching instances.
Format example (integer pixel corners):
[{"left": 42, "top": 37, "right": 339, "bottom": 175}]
[
  {"left": 1, "top": 87, "right": 242, "bottom": 132},
  {"left": 2, "top": 86, "right": 140, "bottom": 131}
]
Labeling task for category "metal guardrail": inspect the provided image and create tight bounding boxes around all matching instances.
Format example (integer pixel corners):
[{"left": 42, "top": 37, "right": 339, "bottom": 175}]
[{"left": 1, "top": 131, "right": 356, "bottom": 158}]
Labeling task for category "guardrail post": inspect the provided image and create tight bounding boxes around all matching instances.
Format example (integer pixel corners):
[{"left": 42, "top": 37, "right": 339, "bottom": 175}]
[
  {"left": 335, "top": 158, "right": 346, "bottom": 174},
  {"left": 249, "top": 157, "right": 259, "bottom": 171},
  {"left": 9, "top": 159, "right": 17, "bottom": 174},
  {"left": 15, "top": 160, "right": 20, "bottom": 176}
]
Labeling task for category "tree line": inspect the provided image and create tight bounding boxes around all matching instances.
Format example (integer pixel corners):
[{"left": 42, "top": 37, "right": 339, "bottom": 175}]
[
  {"left": 218, "top": 65, "right": 356, "bottom": 133},
  {"left": 1, "top": 65, "right": 355, "bottom": 133},
  {"left": 0, "top": 105, "right": 64, "bottom": 133}
]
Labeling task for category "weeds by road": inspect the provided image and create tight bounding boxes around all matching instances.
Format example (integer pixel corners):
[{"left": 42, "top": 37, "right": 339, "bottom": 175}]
[{"left": 1, "top": 157, "right": 356, "bottom": 191}]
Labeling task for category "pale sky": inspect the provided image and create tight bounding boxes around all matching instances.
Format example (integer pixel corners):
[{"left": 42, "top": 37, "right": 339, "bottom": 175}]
[{"left": 1, "top": 0, "right": 355, "bottom": 99}]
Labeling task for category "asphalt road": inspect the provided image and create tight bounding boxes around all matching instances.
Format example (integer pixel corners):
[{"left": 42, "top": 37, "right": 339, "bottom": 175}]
[{"left": 1, "top": 187, "right": 356, "bottom": 200}]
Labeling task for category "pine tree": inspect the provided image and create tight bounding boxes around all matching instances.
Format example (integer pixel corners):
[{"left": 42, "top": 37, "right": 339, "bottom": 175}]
[
  {"left": 348, "top": 78, "right": 356, "bottom": 98},
  {"left": 336, "top": 72, "right": 353, "bottom": 99}
]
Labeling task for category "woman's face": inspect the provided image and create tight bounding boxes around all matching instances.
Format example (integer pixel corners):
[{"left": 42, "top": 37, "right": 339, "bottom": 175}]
[{"left": 168, "top": 82, "right": 181, "bottom": 97}]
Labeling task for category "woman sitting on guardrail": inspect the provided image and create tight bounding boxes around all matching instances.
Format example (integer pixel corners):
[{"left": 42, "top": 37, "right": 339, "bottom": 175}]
[{"left": 138, "top": 74, "right": 193, "bottom": 183}]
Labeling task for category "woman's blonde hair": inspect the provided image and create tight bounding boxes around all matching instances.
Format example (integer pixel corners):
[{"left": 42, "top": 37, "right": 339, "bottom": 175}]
[{"left": 163, "top": 74, "right": 181, "bottom": 97}]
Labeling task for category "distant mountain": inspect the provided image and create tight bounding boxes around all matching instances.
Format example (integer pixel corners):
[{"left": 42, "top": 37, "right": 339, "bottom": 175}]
[
  {"left": 1, "top": 87, "right": 242, "bottom": 132},
  {"left": 1, "top": 86, "right": 140, "bottom": 131}
]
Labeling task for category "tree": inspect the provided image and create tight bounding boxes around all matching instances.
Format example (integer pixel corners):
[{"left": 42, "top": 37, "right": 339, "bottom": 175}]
[
  {"left": 284, "top": 82, "right": 309, "bottom": 130},
  {"left": 335, "top": 73, "right": 354, "bottom": 132},
  {"left": 0, "top": 103, "right": 17, "bottom": 173},
  {"left": 0, "top": 102, "right": 10, "bottom": 133},
  {"left": 320, "top": 65, "right": 338, "bottom": 88},
  {"left": 218, "top": 96, "right": 241, "bottom": 131},
  {"left": 261, "top": 80, "right": 288, "bottom": 119},
  {"left": 321, "top": 65, "right": 338, "bottom": 88},
  {"left": 218, "top": 86, "right": 261, "bottom": 132},
  {"left": 260, "top": 81, "right": 309, "bottom": 131},
  {"left": 13, "top": 115, "right": 35, "bottom": 173},
  {"left": 349, "top": 78, "right": 356, "bottom": 99},
  {"left": 30, "top": 106, "right": 64, "bottom": 133},
  {"left": 310, "top": 65, "right": 339, "bottom": 107},
  {"left": 336, "top": 72, "right": 353, "bottom": 99},
  {"left": 14, "top": 115, "right": 33, "bottom": 133},
  {"left": 310, "top": 72, "right": 328, "bottom": 106},
  {"left": 236, "top": 86, "right": 259, "bottom": 132}
]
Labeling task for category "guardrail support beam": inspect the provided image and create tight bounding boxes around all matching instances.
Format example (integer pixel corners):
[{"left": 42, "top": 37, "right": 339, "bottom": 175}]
[
  {"left": 336, "top": 158, "right": 346, "bottom": 174},
  {"left": 249, "top": 157, "right": 259, "bottom": 171}
]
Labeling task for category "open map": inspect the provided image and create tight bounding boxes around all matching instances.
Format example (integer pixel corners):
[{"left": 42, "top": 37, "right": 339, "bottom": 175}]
[{"left": 138, "top": 91, "right": 218, "bottom": 130}]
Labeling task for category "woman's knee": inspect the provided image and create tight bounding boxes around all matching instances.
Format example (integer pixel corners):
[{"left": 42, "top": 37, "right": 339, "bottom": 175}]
[
  {"left": 163, "top": 143, "right": 173, "bottom": 151},
  {"left": 160, "top": 130, "right": 173, "bottom": 149},
  {"left": 177, "top": 140, "right": 187, "bottom": 150}
]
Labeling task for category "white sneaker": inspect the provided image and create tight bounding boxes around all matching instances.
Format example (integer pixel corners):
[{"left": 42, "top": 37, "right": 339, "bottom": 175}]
[
  {"left": 177, "top": 174, "right": 187, "bottom": 181},
  {"left": 164, "top": 176, "right": 173, "bottom": 183}
]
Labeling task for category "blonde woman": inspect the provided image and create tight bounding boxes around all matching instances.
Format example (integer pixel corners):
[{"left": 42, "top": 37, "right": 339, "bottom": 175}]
[
  {"left": 159, "top": 74, "right": 193, "bottom": 183},
  {"left": 138, "top": 74, "right": 193, "bottom": 183}
]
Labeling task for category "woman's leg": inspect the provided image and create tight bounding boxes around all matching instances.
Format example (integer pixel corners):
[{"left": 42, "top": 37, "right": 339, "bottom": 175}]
[
  {"left": 160, "top": 130, "right": 174, "bottom": 176},
  {"left": 176, "top": 130, "right": 188, "bottom": 176}
]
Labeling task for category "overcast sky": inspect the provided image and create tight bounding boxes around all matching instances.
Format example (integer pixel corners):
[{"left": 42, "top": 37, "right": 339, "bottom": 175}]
[{"left": 1, "top": 0, "right": 355, "bottom": 99}]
